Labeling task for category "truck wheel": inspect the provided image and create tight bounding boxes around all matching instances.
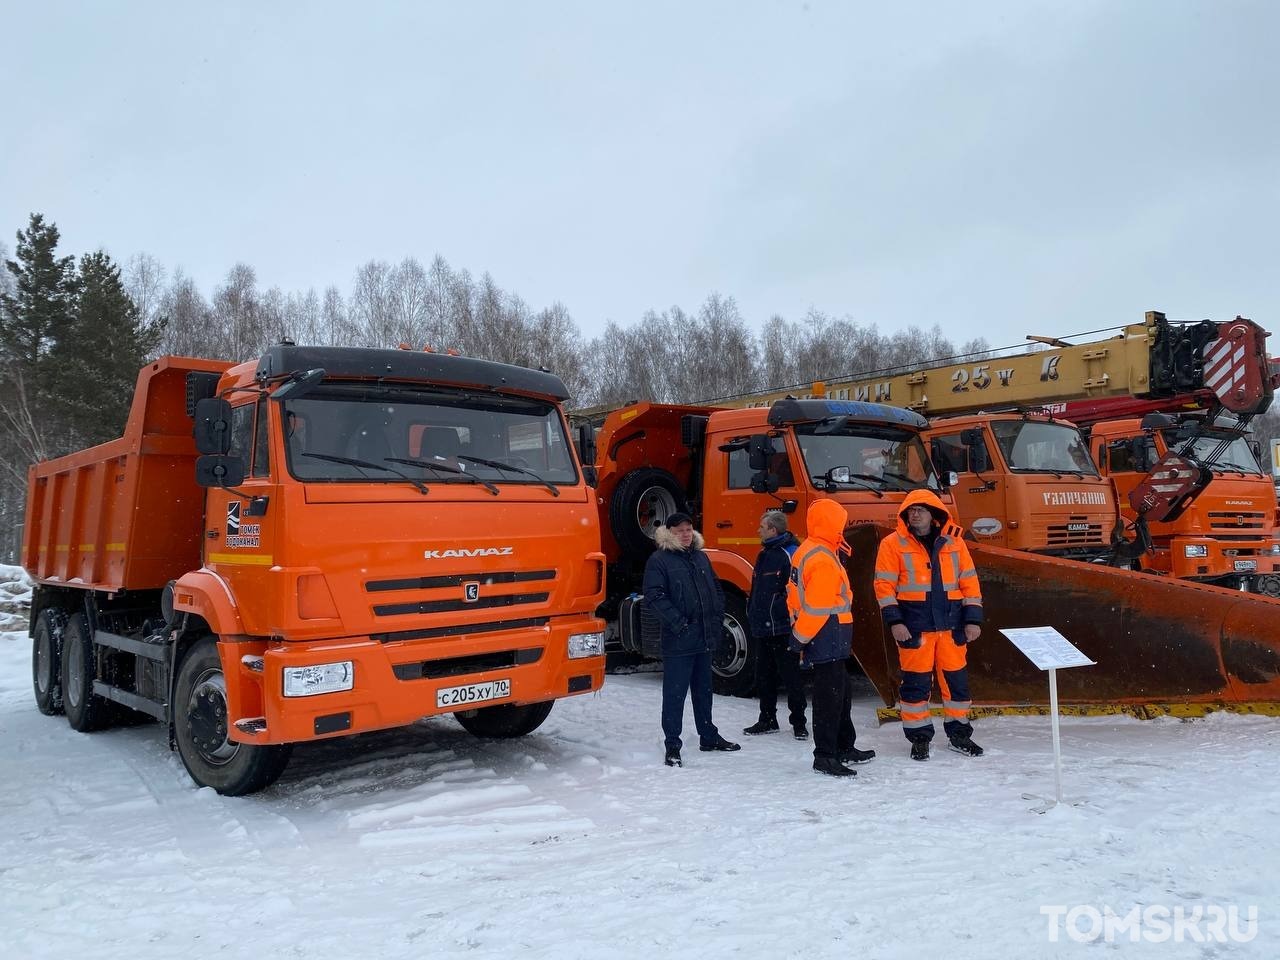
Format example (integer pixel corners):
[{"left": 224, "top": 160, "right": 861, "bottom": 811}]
[
  {"left": 1252, "top": 575, "right": 1280, "bottom": 598},
  {"left": 712, "top": 592, "right": 758, "bottom": 698},
  {"left": 609, "top": 468, "right": 689, "bottom": 556},
  {"left": 173, "top": 638, "right": 292, "bottom": 796},
  {"left": 62, "top": 612, "right": 113, "bottom": 732},
  {"left": 33, "top": 608, "right": 65, "bottom": 716},
  {"left": 454, "top": 700, "right": 554, "bottom": 738}
]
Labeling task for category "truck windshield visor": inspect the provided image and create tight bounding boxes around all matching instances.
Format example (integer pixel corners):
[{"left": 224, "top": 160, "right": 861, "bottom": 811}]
[
  {"left": 282, "top": 384, "right": 578, "bottom": 486},
  {"left": 793, "top": 422, "right": 940, "bottom": 491},
  {"left": 992, "top": 420, "right": 1099, "bottom": 476}
]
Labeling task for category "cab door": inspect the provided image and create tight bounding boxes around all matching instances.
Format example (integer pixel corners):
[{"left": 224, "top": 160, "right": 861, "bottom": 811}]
[
  {"left": 703, "top": 432, "right": 799, "bottom": 562},
  {"left": 930, "top": 428, "right": 1007, "bottom": 545}
]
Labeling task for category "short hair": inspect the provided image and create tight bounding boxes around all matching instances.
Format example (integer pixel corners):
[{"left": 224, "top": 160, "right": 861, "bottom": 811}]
[{"left": 761, "top": 510, "right": 788, "bottom": 535}]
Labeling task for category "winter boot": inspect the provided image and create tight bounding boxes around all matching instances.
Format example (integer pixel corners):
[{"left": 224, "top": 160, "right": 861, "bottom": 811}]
[
  {"left": 664, "top": 746, "right": 682, "bottom": 767},
  {"left": 699, "top": 735, "right": 742, "bottom": 752},
  {"left": 840, "top": 747, "right": 877, "bottom": 764},
  {"left": 743, "top": 717, "right": 780, "bottom": 735},
  {"left": 910, "top": 741, "right": 930, "bottom": 762},
  {"left": 813, "top": 757, "right": 857, "bottom": 777},
  {"left": 792, "top": 724, "right": 809, "bottom": 741},
  {"left": 948, "top": 735, "right": 984, "bottom": 757}
]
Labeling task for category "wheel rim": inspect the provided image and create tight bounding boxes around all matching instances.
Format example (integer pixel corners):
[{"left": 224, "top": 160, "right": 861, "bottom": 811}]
[
  {"left": 186, "top": 668, "right": 238, "bottom": 765},
  {"left": 35, "top": 629, "right": 54, "bottom": 695},
  {"left": 65, "top": 635, "right": 84, "bottom": 708},
  {"left": 713, "top": 609, "right": 749, "bottom": 679},
  {"left": 634, "top": 485, "right": 678, "bottom": 541}
]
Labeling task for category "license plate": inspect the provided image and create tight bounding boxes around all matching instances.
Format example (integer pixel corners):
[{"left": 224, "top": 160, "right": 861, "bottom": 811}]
[
  {"left": 1234, "top": 559, "right": 1258, "bottom": 572},
  {"left": 436, "top": 678, "right": 511, "bottom": 709}
]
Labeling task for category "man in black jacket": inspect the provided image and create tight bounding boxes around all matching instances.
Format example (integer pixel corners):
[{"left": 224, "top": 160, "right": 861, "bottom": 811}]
[
  {"left": 744, "top": 511, "right": 809, "bottom": 739},
  {"left": 643, "top": 512, "right": 742, "bottom": 767}
]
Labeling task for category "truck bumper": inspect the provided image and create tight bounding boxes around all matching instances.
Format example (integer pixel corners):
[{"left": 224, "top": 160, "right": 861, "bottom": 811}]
[
  {"left": 1161, "top": 537, "right": 1280, "bottom": 581},
  {"left": 220, "top": 615, "right": 606, "bottom": 745}
]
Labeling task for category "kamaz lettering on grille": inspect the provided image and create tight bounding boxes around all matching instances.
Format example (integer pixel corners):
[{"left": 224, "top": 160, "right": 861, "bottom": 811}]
[{"left": 423, "top": 547, "right": 515, "bottom": 559}]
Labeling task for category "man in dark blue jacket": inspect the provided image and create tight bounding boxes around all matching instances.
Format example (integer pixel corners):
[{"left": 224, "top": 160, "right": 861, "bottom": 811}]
[
  {"left": 744, "top": 510, "right": 809, "bottom": 739},
  {"left": 643, "top": 512, "right": 742, "bottom": 767}
]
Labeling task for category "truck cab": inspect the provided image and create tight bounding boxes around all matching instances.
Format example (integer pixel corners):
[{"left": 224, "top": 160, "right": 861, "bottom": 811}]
[
  {"left": 593, "top": 398, "right": 949, "bottom": 694},
  {"left": 926, "top": 412, "right": 1119, "bottom": 559},
  {"left": 1090, "top": 415, "right": 1280, "bottom": 593}
]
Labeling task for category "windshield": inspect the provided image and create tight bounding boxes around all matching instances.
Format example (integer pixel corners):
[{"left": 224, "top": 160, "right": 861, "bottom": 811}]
[
  {"left": 282, "top": 384, "right": 578, "bottom": 487},
  {"left": 991, "top": 420, "right": 1098, "bottom": 476},
  {"left": 794, "top": 422, "right": 940, "bottom": 492},
  {"left": 1163, "top": 428, "right": 1263, "bottom": 474}
]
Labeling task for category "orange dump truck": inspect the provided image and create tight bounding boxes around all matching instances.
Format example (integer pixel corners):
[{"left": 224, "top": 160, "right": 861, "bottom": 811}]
[{"left": 25, "top": 346, "right": 605, "bottom": 794}]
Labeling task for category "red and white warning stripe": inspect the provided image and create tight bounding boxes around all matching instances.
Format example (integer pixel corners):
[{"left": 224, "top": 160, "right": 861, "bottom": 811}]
[{"left": 1202, "top": 335, "right": 1246, "bottom": 401}]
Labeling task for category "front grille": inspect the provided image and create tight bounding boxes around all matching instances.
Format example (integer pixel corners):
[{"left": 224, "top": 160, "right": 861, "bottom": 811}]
[
  {"left": 1046, "top": 521, "right": 1104, "bottom": 546},
  {"left": 392, "top": 647, "right": 544, "bottom": 680},
  {"left": 373, "top": 616, "right": 549, "bottom": 645},
  {"left": 366, "top": 569, "right": 556, "bottom": 592},
  {"left": 373, "top": 592, "right": 550, "bottom": 617},
  {"left": 1207, "top": 511, "right": 1267, "bottom": 531}
]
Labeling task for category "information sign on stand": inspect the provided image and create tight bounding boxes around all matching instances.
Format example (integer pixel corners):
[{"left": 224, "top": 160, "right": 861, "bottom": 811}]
[{"left": 999, "top": 626, "right": 1096, "bottom": 813}]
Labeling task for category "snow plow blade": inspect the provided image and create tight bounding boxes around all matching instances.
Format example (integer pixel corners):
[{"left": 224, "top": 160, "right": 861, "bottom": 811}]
[{"left": 844, "top": 524, "right": 1280, "bottom": 719}]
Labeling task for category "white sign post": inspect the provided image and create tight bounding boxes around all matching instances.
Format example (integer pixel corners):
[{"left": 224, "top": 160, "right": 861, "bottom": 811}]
[{"left": 999, "top": 626, "right": 1096, "bottom": 813}]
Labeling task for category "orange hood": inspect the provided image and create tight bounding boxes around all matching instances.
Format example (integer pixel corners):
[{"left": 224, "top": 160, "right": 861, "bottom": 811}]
[
  {"left": 895, "top": 489, "right": 962, "bottom": 538},
  {"left": 806, "top": 497, "right": 851, "bottom": 554}
]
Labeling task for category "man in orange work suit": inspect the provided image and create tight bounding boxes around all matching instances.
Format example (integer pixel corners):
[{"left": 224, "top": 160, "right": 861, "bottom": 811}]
[{"left": 874, "top": 490, "right": 984, "bottom": 761}]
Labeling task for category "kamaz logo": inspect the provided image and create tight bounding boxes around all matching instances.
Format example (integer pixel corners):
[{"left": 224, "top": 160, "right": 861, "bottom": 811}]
[{"left": 423, "top": 547, "right": 514, "bottom": 559}]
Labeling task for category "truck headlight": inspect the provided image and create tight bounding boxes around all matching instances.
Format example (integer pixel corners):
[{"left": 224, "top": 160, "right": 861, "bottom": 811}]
[
  {"left": 1184, "top": 545, "right": 1209, "bottom": 559},
  {"left": 283, "top": 661, "right": 354, "bottom": 697},
  {"left": 568, "top": 632, "right": 604, "bottom": 659},
  {"left": 1271, "top": 543, "right": 1280, "bottom": 556}
]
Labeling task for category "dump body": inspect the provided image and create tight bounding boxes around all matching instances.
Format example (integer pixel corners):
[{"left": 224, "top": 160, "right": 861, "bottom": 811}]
[
  {"left": 23, "top": 356, "right": 232, "bottom": 590},
  {"left": 24, "top": 348, "right": 606, "bottom": 794}
]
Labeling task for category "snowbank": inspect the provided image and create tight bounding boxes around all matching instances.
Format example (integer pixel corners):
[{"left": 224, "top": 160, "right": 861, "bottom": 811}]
[{"left": 0, "top": 622, "right": 1275, "bottom": 958}]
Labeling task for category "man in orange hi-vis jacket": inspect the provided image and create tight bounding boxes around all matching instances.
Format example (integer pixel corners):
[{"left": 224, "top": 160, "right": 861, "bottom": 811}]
[
  {"left": 874, "top": 489, "right": 984, "bottom": 762},
  {"left": 787, "top": 498, "right": 876, "bottom": 778}
]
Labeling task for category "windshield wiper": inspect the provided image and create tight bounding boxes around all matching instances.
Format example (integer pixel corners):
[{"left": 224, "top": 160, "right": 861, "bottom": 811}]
[
  {"left": 383, "top": 457, "right": 500, "bottom": 495},
  {"left": 812, "top": 473, "right": 885, "bottom": 498},
  {"left": 297, "top": 452, "right": 429, "bottom": 495},
  {"left": 458, "top": 454, "right": 561, "bottom": 496},
  {"left": 1211, "top": 461, "right": 1259, "bottom": 475}
]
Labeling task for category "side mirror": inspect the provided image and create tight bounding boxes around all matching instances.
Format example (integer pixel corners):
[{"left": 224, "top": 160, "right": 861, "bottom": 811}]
[
  {"left": 1249, "top": 439, "right": 1262, "bottom": 463},
  {"left": 1128, "top": 437, "right": 1150, "bottom": 471},
  {"left": 193, "top": 398, "right": 234, "bottom": 455},
  {"left": 959, "top": 427, "right": 983, "bottom": 446},
  {"left": 750, "top": 472, "right": 781, "bottom": 494},
  {"left": 576, "top": 423, "right": 598, "bottom": 470},
  {"left": 828, "top": 466, "right": 851, "bottom": 484},
  {"left": 947, "top": 470, "right": 959, "bottom": 489},
  {"left": 196, "top": 454, "right": 245, "bottom": 488},
  {"left": 747, "top": 435, "right": 773, "bottom": 471},
  {"left": 780, "top": 500, "right": 798, "bottom": 514},
  {"left": 1140, "top": 412, "right": 1178, "bottom": 431}
]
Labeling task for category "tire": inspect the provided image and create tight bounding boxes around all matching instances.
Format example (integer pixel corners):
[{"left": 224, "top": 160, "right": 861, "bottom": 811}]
[
  {"left": 711, "top": 591, "right": 759, "bottom": 698},
  {"left": 609, "top": 468, "right": 689, "bottom": 556},
  {"left": 32, "top": 608, "right": 65, "bottom": 716},
  {"left": 62, "top": 612, "right": 113, "bottom": 732},
  {"left": 454, "top": 699, "right": 554, "bottom": 738},
  {"left": 173, "top": 637, "right": 292, "bottom": 795}
]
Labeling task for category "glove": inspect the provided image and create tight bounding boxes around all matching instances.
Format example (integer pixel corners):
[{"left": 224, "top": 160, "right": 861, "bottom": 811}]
[{"left": 891, "top": 623, "right": 920, "bottom": 648}]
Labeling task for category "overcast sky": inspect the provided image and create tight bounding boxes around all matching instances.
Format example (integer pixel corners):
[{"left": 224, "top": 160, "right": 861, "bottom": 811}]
[{"left": 2, "top": 0, "right": 1277, "bottom": 351}]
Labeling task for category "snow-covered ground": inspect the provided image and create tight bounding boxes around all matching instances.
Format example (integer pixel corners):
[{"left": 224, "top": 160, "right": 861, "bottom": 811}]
[{"left": 1, "top": 561, "right": 1276, "bottom": 959}]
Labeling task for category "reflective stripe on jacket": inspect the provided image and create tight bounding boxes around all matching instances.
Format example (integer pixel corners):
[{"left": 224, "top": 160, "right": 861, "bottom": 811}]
[
  {"left": 786, "top": 498, "right": 854, "bottom": 664},
  {"left": 874, "top": 489, "right": 983, "bottom": 640}
]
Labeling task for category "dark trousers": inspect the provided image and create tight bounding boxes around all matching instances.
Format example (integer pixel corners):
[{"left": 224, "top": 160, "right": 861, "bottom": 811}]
[
  {"left": 811, "top": 658, "right": 856, "bottom": 760},
  {"left": 662, "top": 650, "right": 719, "bottom": 749},
  {"left": 755, "top": 633, "right": 807, "bottom": 729}
]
